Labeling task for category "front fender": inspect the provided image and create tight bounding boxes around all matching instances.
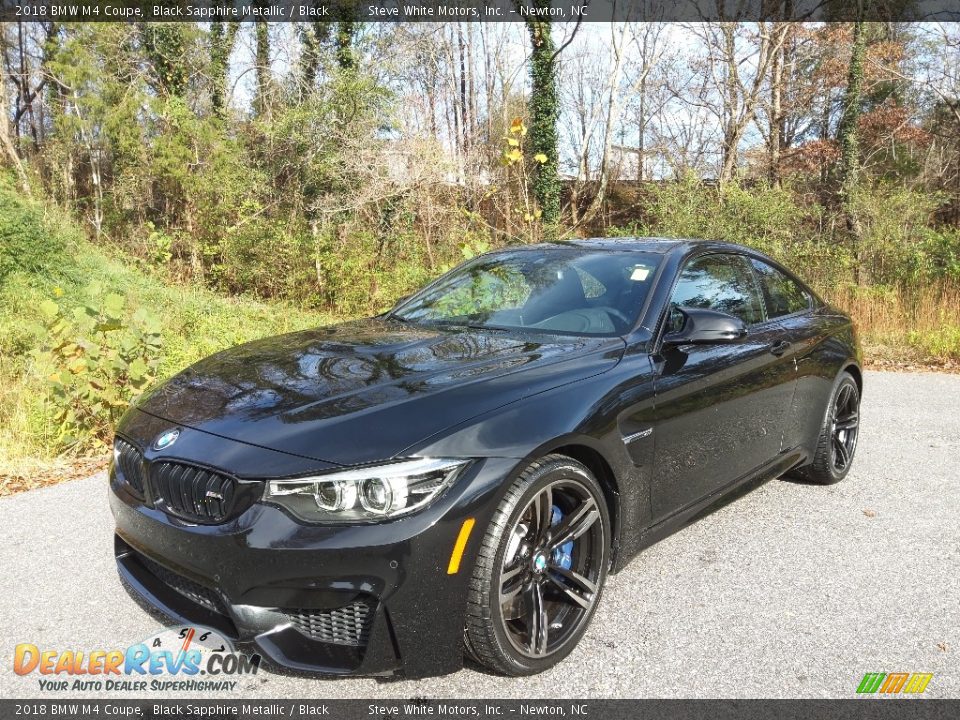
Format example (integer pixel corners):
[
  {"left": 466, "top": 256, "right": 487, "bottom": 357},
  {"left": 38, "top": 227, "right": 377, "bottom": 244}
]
[{"left": 407, "top": 356, "right": 658, "bottom": 571}]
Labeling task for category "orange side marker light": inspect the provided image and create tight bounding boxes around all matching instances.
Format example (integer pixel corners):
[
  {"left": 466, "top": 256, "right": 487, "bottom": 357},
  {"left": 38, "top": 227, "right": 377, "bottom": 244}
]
[{"left": 447, "top": 518, "right": 476, "bottom": 574}]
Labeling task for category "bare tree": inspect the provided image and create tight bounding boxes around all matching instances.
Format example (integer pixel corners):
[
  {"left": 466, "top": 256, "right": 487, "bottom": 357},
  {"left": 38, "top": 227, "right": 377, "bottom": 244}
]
[
  {"left": 0, "top": 22, "right": 31, "bottom": 193},
  {"left": 684, "top": 22, "right": 790, "bottom": 183}
]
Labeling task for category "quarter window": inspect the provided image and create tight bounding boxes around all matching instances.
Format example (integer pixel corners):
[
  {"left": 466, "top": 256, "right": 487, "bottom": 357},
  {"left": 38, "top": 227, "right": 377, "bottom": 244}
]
[
  {"left": 750, "top": 259, "right": 811, "bottom": 318},
  {"left": 669, "top": 254, "right": 765, "bottom": 328}
]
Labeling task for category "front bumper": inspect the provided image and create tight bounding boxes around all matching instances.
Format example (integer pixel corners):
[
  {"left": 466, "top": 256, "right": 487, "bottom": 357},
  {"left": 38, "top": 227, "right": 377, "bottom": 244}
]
[{"left": 109, "top": 436, "right": 515, "bottom": 678}]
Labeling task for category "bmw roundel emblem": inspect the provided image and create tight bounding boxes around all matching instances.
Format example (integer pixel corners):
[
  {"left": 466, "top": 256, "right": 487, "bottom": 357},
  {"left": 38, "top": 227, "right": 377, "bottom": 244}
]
[{"left": 153, "top": 428, "right": 180, "bottom": 451}]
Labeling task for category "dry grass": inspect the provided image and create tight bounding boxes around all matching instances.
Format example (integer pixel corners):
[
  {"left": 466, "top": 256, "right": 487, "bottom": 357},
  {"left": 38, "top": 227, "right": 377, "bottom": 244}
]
[{"left": 822, "top": 281, "right": 960, "bottom": 372}]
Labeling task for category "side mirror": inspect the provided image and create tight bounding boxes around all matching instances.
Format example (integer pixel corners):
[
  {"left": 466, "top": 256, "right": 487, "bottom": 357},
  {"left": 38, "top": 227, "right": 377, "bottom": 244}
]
[{"left": 662, "top": 306, "right": 747, "bottom": 346}]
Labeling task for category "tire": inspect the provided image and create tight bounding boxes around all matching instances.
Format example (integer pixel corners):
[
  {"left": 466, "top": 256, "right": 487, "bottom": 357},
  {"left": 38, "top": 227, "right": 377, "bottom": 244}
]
[
  {"left": 795, "top": 371, "right": 861, "bottom": 485},
  {"left": 464, "top": 455, "right": 610, "bottom": 676}
]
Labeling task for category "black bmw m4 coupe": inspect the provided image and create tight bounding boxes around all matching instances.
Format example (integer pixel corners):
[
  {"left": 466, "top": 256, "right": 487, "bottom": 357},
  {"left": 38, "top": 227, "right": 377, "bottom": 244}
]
[{"left": 110, "top": 238, "right": 862, "bottom": 678}]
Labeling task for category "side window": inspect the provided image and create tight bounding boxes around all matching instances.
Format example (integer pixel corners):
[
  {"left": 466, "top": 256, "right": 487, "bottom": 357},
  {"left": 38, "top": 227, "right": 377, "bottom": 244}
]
[
  {"left": 750, "top": 259, "right": 811, "bottom": 318},
  {"left": 670, "top": 254, "right": 764, "bottom": 327}
]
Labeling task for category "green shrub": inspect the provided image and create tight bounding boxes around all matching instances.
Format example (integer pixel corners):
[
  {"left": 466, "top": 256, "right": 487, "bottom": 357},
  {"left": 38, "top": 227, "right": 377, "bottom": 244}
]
[
  {"left": 0, "top": 178, "right": 73, "bottom": 285},
  {"left": 907, "top": 326, "right": 960, "bottom": 361},
  {"left": 849, "top": 184, "right": 945, "bottom": 285},
  {"left": 312, "top": 227, "right": 440, "bottom": 316},
  {"left": 633, "top": 174, "right": 805, "bottom": 252},
  {"left": 33, "top": 290, "right": 162, "bottom": 452}
]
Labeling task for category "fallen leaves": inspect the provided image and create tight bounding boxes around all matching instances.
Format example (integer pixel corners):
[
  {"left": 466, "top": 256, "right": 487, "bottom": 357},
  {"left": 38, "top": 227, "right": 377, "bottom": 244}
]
[{"left": 0, "top": 455, "right": 109, "bottom": 497}]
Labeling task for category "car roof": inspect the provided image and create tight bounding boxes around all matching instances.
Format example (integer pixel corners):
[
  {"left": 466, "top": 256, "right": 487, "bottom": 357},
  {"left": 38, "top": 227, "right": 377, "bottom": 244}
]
[{"left": 511, "top": 237, "right": 755, "bottom": 257}]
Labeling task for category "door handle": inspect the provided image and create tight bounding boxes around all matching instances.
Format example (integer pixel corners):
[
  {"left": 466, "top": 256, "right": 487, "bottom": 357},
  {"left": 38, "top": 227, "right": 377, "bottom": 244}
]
[{"left": 769, "top": 340, "right": 792, "bottom": 357}]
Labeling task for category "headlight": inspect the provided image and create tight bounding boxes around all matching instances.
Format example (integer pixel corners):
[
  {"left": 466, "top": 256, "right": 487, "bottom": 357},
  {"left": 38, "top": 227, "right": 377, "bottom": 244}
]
[{"left": 264, "top": 458, "right": 470, "bottom": 522}]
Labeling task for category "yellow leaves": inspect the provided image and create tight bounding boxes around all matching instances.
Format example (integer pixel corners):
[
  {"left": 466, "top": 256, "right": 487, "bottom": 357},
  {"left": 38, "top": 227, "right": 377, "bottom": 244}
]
[
  {"left": 502, "top": 120, "right": 547, "bottom": 169},
  {"left": 503, "top": 148, "right": 523, "bottom": 165},
  {"left": 67, "top": 357, "right": 88, "bottom": 375}
]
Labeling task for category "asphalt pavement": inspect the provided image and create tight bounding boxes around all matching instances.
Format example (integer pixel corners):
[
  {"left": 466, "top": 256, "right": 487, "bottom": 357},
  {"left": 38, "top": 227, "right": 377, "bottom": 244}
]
[{"left": 1, "top": 370, "right": 957, "bottom": 699}]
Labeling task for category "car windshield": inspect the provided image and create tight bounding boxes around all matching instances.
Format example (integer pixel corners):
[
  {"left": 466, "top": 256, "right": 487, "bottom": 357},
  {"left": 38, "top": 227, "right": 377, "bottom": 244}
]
[{"left": 391, "top": 248, "right": 661, "bottom": 336}]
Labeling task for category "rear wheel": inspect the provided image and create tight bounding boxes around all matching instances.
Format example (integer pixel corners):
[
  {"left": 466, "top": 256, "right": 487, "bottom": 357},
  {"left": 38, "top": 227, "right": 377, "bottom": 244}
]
[
  {"left": 796, "top": 371, "right": 861, "bottom": 484},
  {"left": 464, "top": 455, "right": 610, "bottom": 676}
]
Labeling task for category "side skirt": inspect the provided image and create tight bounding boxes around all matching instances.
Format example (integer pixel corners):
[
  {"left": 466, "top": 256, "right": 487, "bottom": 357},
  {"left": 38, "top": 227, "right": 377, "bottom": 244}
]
[{"left": 612, "top": 447, "right": 807, "bottom": 571}]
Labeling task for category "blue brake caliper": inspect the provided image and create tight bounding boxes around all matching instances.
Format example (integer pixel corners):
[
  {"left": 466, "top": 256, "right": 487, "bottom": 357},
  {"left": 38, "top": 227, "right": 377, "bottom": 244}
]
[{"left": 550, "top": 505, "right": 574, "bottom": 574}]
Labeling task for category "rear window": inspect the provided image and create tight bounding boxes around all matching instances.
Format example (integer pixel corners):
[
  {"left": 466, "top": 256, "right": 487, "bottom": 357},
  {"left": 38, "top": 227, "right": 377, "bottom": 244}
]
[{"left": 750, "top": 259, "right": 811, "bottom": 318}]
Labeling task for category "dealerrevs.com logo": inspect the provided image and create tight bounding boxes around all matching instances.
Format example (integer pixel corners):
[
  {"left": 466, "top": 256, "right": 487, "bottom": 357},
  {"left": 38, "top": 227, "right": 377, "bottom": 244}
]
[
  {"left": 13, "top": 626, "right": 260, "bottom": 692},
  {"left": 856, "top": 672, "right": 934, "bottom": 695}
]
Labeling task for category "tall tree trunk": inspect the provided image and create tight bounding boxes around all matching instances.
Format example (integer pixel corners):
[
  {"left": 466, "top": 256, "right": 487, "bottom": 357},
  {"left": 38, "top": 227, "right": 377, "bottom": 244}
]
[
  {"left": 210, "top": 20, "right": 239, "bottom": 116},
  {"left": 838, "top": 19, "right": 866, "bottom": 194},
  {"left": 837, "top": 16, "right": 867, "bottom": 282},
  {"left": 525, "top": 14, "right": 561, "bottom": 227},
  {"left": 715, "top": 22, "right": 789, "bottom": 184},
  {"left": 768, "top": 23, "right": 785, "bottom": 187},
  {"left": 253, "top": 20, "right": 270, "bottom": 117},
  {"left": 0, "top": 27, "right": 31, "bottom": 195},
  {"left": 637, "top": 76, "right": 646, "bottom": 183},
  {"left": 581, "top": 22, "right": 628, "bottom": 226},
  {"left": 457, "top": 23, "right": 469, "bottom": 161},
  {"left": 719, "top": 23, "right": 739, "bottom": 183},
  {"left": 335, "top": 11, "right": 357, "bottom": 71}
]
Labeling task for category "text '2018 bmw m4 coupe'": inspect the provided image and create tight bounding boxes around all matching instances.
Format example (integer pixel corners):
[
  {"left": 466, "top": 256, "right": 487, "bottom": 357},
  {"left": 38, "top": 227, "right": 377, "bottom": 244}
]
[{"left": 110, "top": 238, "right": 862, "bottom": 678}]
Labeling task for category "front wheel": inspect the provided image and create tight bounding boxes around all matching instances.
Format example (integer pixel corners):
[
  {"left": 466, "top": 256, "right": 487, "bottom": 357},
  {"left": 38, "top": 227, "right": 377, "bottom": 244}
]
[
  {"left": 796, "top": 371, "right": 861, "bottom": 484},
  {"left": 464, "top": 455, "right": 610, "bottom": 676}
]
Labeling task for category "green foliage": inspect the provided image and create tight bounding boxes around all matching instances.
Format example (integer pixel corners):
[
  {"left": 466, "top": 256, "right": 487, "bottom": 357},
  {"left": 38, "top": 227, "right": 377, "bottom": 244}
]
[
  {"left": 848, "top": 184, "right": 955, "bottom": 284},
  {"left": 312, "top": 228, "right": 437, "bottom": 316},
  {"left": 461, "top": 237, "right": 491, "bottom": 260},
  {"left": 633, "top": 174, "right": 804, "bottom": 252},
  {"left": 618, "top": 175, "right": 838, "bottom": 285},
  {"left": 146, "top": 222, "right": 174, "bottom": 267},
  {"left": 611, "top": 176, "right": 960, "bottom": 292},
  {"left": 0, "top": 186, "right": 335, "bottom": 465},
  {"left": 140, "top": 23, "right": 193, "bottom": 97},
  {"left": 34, "top": 290, "right": 162, "bottom": 451},
  {"left": 0, "top": 177, "right": 71, "bottom": 285},
  {"left": 433, "top": 263, "right": 530, "bottom": 318},
  {"left": 907, "top": 326, "right": 960, "bottom": 361}
]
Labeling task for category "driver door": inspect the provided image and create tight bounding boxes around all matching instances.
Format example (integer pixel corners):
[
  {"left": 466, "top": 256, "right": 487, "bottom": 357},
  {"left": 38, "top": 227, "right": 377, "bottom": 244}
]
[{"left": 650, "top": 253, "right": 797, "bottom": 521}]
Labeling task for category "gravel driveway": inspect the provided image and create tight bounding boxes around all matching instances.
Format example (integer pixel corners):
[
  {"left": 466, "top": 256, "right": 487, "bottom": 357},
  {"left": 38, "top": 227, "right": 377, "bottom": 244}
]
[{"left": 1, "top": 370, "right": 957, "bottom": 699}]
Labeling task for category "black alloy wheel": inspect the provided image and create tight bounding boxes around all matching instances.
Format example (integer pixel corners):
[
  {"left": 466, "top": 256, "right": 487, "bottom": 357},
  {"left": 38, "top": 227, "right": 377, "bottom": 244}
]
[
  {"left": 830, "top": 381, "right": 860, "bottom": 473},
  {"left": 465, "top": 456, "right": 610, "bottom": 675},
  {"left": 794, "top": 371, "right": 861, "bottom": 485}
]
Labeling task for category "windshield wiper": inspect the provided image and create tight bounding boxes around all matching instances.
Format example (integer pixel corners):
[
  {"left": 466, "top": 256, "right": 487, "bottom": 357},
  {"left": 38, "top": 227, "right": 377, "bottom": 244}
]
[{"left": 464, "top": 323, "right": 510, "bottom": 332}]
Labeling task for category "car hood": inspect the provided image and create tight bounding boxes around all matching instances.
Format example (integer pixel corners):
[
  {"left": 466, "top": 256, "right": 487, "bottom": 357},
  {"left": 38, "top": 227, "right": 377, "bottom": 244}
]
[{"left": 134, "top": 317, "right": 625, "bottom": 465}]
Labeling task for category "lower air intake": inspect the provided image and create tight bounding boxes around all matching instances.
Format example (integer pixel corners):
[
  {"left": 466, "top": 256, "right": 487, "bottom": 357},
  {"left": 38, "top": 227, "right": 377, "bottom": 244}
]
[
  {"left": 286, "top": 600, "right": 374, "bottom": 646},
  {"left": 137, "top": 553, "right": 227, "bottom": 616}
]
